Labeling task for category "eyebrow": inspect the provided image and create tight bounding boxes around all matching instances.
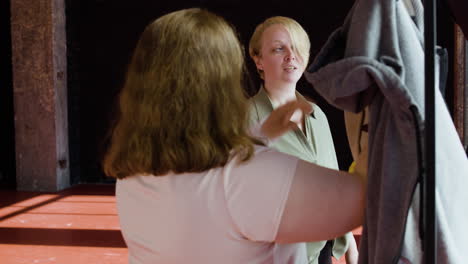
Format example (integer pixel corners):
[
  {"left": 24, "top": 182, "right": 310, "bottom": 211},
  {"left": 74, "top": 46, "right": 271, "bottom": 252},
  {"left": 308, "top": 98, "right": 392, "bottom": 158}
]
[{"left": 268, "top": 40, "right": 286, "bottom": 46}]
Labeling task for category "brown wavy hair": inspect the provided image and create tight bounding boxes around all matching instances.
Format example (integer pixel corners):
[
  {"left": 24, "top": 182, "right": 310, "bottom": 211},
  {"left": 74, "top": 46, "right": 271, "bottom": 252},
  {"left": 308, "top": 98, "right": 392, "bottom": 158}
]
[{"left": 103, "top": 8, "right": 261, "bottom": 179}]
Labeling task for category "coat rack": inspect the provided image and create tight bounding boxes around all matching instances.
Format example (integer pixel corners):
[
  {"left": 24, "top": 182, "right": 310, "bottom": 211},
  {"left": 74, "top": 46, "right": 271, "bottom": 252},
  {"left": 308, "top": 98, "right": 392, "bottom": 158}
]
[{"left": 424, "top": 0, "right": 436, "bottom": 263}]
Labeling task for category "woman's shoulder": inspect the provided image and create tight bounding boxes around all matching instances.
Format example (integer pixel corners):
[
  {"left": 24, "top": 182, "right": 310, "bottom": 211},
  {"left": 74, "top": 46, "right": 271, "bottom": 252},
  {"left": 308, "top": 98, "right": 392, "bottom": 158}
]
[
  {"left": 249, "top": 92, "right": 273, "bottom": 114},
  {"left": 223, "top": 145, "right": 300, "bottom": 242},
  {"left": 227, "top": 145, "right": 299, "bottom": 180},
  {"left": 307, "top": 102, "right": 329, "bottom": 123}
]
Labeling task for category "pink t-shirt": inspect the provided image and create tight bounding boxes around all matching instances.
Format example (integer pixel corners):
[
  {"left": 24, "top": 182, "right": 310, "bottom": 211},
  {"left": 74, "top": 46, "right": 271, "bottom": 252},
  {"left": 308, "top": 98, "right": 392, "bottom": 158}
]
[{"left": 116, "top": 145, "right": 307, "bottom": 264}]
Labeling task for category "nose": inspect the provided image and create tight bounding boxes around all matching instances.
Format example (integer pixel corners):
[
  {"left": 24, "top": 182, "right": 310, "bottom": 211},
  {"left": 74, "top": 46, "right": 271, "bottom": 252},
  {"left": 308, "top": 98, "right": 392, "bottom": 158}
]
[{"left": 285, "top": 51, "right": 296, "bottom": 62}]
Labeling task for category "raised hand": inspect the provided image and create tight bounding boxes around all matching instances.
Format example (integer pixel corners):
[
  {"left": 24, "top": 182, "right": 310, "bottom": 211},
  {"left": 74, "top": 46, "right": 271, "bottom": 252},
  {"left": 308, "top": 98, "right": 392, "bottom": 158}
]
[{"left": 260, "top": 99, "right": 312, "bottom": 140}]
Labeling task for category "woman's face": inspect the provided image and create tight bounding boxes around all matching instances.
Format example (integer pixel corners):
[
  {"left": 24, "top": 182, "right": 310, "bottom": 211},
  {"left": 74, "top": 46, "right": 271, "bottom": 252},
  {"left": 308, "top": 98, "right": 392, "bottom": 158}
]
[{"left": 255, "top": 24, "right": 305, "bottom": 85}]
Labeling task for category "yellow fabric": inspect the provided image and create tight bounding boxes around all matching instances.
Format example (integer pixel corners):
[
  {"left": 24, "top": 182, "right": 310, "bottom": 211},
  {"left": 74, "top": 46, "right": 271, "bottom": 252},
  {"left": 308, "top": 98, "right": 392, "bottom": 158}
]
[
  {"left": 344, "top": 108, "right": 369, "bottom": 177},
  {"left": 348, "top": 161, "right": 357, "bottom": 173}
]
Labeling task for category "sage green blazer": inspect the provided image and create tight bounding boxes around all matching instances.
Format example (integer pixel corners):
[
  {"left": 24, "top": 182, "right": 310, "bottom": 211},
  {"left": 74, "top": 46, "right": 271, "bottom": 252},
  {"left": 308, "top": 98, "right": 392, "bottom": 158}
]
[{"left": 248, "top": 87, "right": 353, "bottom": 263}]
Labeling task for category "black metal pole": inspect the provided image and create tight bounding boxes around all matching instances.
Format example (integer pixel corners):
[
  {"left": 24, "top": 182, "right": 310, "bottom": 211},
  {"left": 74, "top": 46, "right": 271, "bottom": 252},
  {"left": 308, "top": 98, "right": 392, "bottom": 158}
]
[{"left": 424, "top": 0, "right": 437, "bottom": 263}]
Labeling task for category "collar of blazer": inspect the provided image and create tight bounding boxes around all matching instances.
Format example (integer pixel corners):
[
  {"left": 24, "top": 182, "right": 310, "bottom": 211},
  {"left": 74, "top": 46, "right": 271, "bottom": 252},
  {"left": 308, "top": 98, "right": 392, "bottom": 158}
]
[{"left": 251, "top": 86, "right": 316, "bottom": 123}]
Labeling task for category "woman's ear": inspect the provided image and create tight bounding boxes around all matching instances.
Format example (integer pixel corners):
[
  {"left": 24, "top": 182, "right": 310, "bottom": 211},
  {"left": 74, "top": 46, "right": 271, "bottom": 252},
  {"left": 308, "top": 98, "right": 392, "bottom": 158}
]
[{"left": 253, "top": 55, "right": 263, "bottom": 70}]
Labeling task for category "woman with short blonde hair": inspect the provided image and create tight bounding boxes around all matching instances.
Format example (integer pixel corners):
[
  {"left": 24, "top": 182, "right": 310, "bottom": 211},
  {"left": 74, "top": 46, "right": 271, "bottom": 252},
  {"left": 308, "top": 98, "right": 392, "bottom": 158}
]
[{"left": 248, "top": 16, "right": 359, "bottom": 264}]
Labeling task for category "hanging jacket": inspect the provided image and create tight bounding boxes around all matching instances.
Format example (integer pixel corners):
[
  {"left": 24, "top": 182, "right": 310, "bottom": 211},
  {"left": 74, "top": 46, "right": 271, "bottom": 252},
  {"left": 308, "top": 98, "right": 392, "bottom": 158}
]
[{"left": 304, "top": 0, "right": 468, "bottom": 263}]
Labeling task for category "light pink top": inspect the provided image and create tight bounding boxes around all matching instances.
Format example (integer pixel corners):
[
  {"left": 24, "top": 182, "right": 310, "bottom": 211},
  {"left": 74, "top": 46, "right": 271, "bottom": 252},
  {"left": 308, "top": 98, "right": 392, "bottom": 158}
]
[{"left": 116, "top": 145, "right": 308, "bottom": 264}]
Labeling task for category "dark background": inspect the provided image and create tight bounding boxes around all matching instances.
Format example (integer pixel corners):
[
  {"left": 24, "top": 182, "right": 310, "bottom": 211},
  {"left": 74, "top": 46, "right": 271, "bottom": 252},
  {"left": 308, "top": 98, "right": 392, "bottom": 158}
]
[
  {"left": 65, "top": 0, "right": 356, "bottom": 184},
  {"left": 0, "top": 0, "right": 16, "bottom": 189},
  {"left": 1, "top": 0, "right": 458, "bottom": 187}
]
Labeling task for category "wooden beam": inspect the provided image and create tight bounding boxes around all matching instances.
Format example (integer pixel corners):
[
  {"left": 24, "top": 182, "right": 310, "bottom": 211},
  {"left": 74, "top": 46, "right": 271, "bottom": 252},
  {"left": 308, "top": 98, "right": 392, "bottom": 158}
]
[
  {"left": 11, "top": 0, "right": 69, "bottom": 191},
  {"left": 454, "top": 25, "right": 466, "bottom": 145}
]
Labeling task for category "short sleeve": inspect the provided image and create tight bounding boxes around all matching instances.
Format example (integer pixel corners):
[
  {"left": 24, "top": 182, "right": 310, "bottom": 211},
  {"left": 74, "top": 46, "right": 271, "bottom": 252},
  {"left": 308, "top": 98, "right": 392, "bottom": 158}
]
[{"left": 223, "top": 146, "right": 299, "bottom": 242}]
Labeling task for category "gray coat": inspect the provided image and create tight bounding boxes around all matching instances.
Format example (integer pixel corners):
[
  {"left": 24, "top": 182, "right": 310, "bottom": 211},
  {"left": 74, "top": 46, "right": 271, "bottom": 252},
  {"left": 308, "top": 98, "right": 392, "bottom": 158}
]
[{"left": 304, "top": 0, "right": 468, "bottom": 263}]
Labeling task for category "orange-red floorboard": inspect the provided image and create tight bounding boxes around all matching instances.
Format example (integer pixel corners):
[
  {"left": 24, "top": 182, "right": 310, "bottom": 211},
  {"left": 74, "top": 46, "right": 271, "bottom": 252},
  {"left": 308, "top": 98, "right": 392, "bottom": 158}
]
[{"left": 0, "top": 184, "right": 361, "bottom": 264}]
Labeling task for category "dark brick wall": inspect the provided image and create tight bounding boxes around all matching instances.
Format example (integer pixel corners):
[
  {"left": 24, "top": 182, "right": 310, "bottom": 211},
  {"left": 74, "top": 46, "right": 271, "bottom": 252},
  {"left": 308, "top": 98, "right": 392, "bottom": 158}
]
[{"left": 1, "top": 0, "right": 458, "bottom": 186}]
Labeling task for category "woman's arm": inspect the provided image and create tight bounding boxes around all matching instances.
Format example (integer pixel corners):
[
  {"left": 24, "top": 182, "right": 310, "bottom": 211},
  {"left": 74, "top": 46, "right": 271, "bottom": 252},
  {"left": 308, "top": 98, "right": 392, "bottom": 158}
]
[
  {"left": 256, "top": 98, "right": 367, "bottom": 243},
  {"left": 275, "top": 159, "right": 366, "bottom": 243}
]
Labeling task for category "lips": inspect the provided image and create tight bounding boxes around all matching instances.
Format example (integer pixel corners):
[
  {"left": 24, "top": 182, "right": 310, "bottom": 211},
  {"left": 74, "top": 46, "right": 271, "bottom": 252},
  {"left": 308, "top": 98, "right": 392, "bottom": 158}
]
[{"left": 283, "top": 65, "right": 297, "bottom": 71}]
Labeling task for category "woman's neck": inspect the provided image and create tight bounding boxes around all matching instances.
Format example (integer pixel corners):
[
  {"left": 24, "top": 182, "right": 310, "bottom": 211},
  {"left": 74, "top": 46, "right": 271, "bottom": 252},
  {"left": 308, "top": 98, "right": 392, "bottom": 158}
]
[
  {"left": 263, "top": 82, "right": 297, "bottom": 107},
  {"left": 263, "top": 81, "right": 306, "bottom": 133}
]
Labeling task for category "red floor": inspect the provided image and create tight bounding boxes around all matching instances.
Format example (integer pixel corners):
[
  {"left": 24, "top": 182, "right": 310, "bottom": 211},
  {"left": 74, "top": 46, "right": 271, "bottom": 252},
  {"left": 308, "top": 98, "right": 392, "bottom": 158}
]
[
  {"left": 0, "top": 184, "right": 361, "bottom": 264},
  {"left": 0, "top": 184, "right": 127, "bottom": 264}
]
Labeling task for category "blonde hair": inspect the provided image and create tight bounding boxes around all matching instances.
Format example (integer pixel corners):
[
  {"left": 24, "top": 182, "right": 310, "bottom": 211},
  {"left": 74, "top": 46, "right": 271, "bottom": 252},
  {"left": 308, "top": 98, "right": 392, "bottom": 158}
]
[
  {"left": 249, "top": 16, "right": 311, "bottom": 78},
  {"left": 103, "top": 8, "right": 261, "bottom": 179}
]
